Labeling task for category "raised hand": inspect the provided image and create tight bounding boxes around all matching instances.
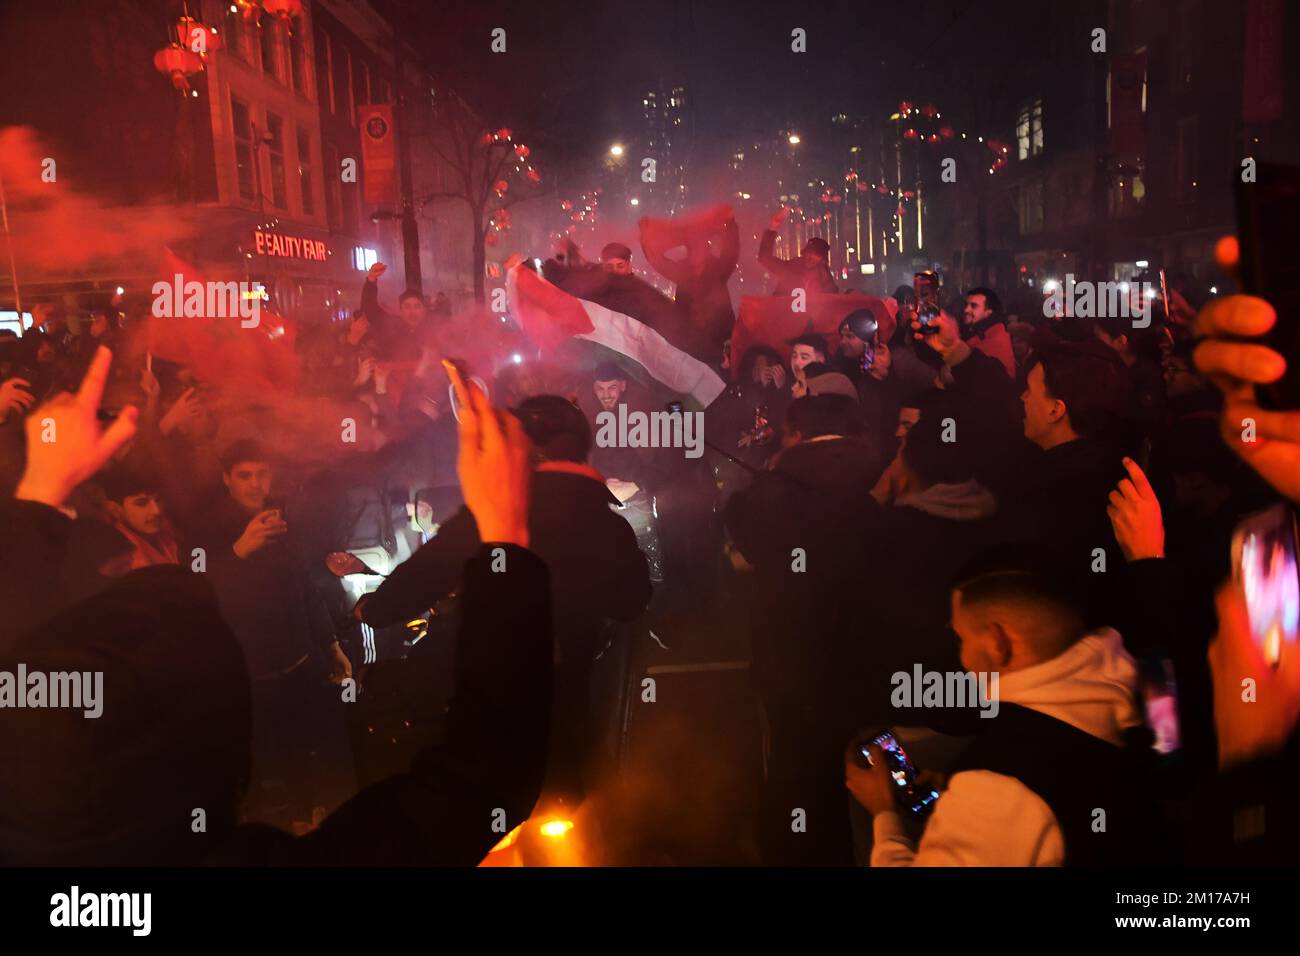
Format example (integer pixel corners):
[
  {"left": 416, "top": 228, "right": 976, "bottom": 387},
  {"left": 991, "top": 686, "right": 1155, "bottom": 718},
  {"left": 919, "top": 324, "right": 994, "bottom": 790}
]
[
  {"left": 444, "top": 360, "right": 532, "bottom": 547},
  {"left": 14, "top": 347, "right": 138, "bottom": 509},
  {"left": 1107, "top": 456, "right": 1165, "bottom": 561}
]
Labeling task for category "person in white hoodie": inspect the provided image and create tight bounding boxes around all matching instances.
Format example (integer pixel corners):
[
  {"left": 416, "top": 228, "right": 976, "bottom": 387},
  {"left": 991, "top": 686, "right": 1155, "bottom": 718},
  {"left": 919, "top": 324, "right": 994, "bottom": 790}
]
[{"left": 846, "top": 559, "right": 1154, "bottom": 866}]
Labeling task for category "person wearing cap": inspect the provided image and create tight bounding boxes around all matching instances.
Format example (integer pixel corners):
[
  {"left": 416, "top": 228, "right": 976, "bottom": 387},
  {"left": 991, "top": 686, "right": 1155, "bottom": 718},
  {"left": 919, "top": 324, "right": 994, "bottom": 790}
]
[{"left": 757, "top": 208, "right": 838, "bottom": 296}]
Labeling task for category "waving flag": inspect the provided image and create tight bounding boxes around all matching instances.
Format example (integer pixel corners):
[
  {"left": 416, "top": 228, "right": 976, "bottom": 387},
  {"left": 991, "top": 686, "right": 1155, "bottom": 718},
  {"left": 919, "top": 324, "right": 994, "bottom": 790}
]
[
  {"left": 730, "top": 293, "right": 893, "bottom": 380},
  {"left": 507, "top": 264, "right": 726, "bottom": 407}
]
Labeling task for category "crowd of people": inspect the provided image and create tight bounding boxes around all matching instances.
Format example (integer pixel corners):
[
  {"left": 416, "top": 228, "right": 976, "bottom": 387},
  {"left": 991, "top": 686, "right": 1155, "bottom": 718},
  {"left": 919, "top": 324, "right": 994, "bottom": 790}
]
[{"left": 0, "top": 212, "right": 1297, "bottom": 868}]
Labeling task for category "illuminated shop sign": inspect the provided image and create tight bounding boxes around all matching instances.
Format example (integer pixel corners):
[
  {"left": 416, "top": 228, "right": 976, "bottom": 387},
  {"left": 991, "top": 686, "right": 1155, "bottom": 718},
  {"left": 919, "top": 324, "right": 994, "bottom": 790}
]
[{"left": 254, "top": 230, "right": 329, "bottom": 261}]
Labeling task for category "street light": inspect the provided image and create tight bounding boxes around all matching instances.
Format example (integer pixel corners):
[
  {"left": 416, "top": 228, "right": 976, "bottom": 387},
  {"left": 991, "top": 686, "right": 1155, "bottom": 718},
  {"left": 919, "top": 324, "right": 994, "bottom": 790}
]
[
  {"left": 787, "top": 133, "right": 801, "bottom": 145},
  {"left": 609, "top": 144, "right": 625, "bottom": 157},
  {"left": 629, "top": 197, "right": 640, "bottom": 206}
]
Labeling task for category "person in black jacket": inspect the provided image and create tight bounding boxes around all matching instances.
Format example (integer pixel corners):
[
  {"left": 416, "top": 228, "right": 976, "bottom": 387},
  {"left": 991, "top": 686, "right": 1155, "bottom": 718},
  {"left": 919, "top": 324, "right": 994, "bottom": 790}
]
[
  {"left": 723, "top": 393, "right": 884, "bottom": 865},
  {"left": 187, "top": 438, "right": 354, "bottom": 828},
  {"left": 358, "top": 393, "right": 651, "bottom": 802},
  {"left": 0, "top": 348, "right": 554, "bottom": 866}
]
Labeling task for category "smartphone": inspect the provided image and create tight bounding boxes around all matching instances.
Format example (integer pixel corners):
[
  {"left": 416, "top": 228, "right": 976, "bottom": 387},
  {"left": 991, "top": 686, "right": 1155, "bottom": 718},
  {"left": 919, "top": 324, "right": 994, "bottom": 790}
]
[
  {"left": 1231, "top": 503, "right": 1300, "bottom": 668},
  {"left": 1235, "top": 162, "right": 1300, "bottom": 409},
  {"left": 913, "top": 271, "right": 940, "bottom": 310},
  {"left": 855, "top": 730, "right": 941, "bottom": 817},
  {"left": 263, "top": 496, "right": 287, "bottom": 525},
  {"left": 916, "top": 304, "right": 942, "bottom": 335}
]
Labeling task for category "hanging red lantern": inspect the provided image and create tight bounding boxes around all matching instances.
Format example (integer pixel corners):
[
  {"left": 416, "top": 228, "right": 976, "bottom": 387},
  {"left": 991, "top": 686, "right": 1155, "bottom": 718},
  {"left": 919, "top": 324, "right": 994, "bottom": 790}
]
[
  {"left": 926, "top": 133, "right": 940, "bottom": 144},
  {"left": 493, "top": 179, "right": 509, "bottom": 195},
  {"left": 896, "top": 205, "right": 906, "bottom": 216},
  {"left": 495, "top": 127, "right": 512, "bottom": 141},
  {"left": 514, "top": 144, "right": 530, "bottom": 158},
  {"left": 845, "top": 170, "right": 857, "bottom": 181},
  {"left": 527, "top": 168, "right": 541, "bottom": 184},
  {"left": 903, "top": 128, "right": 918, "bottom": 140},
  {"left": 876, "top": 184, "right": 890, "bottom": 195},
  {"left": 486, "top": 261, "right": 502, "bottom": 279},
  {"left": 560, "top": 199, "right": 573, "bottom": 211},
  {"left": 177, "top": 17, "right": 222, "bottom": 52},
  {"left": 940, "top": 126, "right": 955, "bottom": 139},
  {"left": 154, "top": 45, "right": 204, "bottom": 91},
  {"left": 823, "top": 213, "right": 832, "bottom": 221},
  {"left": 899, "top": 100, "right": 914, "bottom": 114},
  {"left": 856, "top": 182, "right": 869, "bottom": 192},
  {"left": 262, "top": 0, "right": 304, "bottom": 30},
  {"left": 830, "top": 194, "right": 842, "bottom": 204},
  {"left": 903, "top": 190, "right": 916, "bottom": 200},
  {"left": 820, "top": 190, "right": 833, "bottom": 203},
  {"left": 921, "top": 104, "right": 938, "bottom": 118}
]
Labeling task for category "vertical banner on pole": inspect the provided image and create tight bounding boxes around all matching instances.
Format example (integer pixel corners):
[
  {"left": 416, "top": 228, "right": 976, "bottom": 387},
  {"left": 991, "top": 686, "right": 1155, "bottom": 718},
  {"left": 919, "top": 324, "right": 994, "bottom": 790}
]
[{"left": 359, "top": 104, "right": 399, "bottom": 206}]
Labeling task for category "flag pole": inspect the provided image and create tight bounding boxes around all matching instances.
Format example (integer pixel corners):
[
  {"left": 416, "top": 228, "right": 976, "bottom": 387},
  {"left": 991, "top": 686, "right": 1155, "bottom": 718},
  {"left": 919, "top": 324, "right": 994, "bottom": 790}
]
[{"left": 0, "top": 168, "right": 24, "bottom": 332}]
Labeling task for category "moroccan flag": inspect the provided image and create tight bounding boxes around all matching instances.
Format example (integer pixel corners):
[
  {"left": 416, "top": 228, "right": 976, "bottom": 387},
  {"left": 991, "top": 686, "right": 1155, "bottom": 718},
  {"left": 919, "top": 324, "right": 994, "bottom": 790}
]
[
  {"left": 507, "top": 264, "right": 726, "bottom": 407},
  {"left": 730, "top": 293, "right": 893, "bottom": 380},
  {"left": 639, "top": 202, "right": 734, "bottom": 264},
  {"left": 143, "top": 251, "right": 299, "bottom": 394}
]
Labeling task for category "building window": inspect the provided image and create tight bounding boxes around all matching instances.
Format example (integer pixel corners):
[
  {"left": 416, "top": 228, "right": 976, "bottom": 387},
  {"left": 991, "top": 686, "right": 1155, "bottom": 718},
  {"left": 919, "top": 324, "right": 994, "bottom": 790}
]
[
  {"left": 321, "top": 32, "right": 335, "bottom": 113},
  {"left": 231, "top": 97, "right": 255, "bottom": 202},
  {"left": 297, "top": 128, "right": 315, "bottom": 216},
  {"left": 223, "top": 9, "right": 246, "bottom": 60},
  {"left": 1016, "top": 99, "right": 1044, "bottom": 160},
  {"left": 291, "top": 29, "right": 309, "bottom": 96},
  {"left": 260, "top": 19, "right": 281, "bottom": 82},
  {"left": 353, "top": 56, "right": 368, "bottom": 117},
  {"left": 325, "top": 146, "right": 341, "bottom": 229},
  {"left": 1108, "top": 173, "right": 1146, "bottom": 218},
  {"left": 344, "top": 50, "right": 356, "bottom": 126},
  {"left": 353, "top": 246, "right": 378, "bottom": 271},
  {"left": 266, "top": 112, "right": 288, "bottom": 208},
  {"left": 1018, "top": 179, "right": 1045, "bottom": 234}
]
